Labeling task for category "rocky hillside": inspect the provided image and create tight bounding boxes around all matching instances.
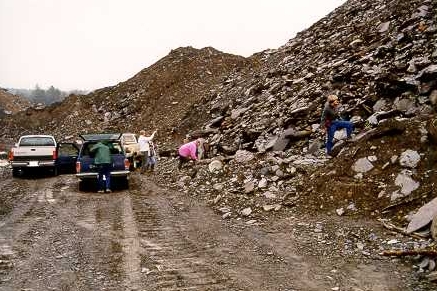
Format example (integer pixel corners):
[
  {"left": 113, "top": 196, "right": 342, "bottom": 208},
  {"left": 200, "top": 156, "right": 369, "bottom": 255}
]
[
  {"left": 1, "top": 0, "right": 437, "bottom": 282},
  {"left": 0, "top": 88, "right": 31, "bottom": 117},
  {"left": 0, "top": 47, "right": 251, "bottom": 143}
]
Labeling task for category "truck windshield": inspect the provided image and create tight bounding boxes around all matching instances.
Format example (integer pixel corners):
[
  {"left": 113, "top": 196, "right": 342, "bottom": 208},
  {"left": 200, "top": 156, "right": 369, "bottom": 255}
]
[{"left": 20, "top": 137, "right": 55, "bottom": 146}]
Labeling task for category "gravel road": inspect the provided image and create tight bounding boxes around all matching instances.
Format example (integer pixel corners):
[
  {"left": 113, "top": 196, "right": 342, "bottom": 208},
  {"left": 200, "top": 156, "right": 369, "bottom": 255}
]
[{"left": 0, "top": 170, "right": 432, "bottom": 290}]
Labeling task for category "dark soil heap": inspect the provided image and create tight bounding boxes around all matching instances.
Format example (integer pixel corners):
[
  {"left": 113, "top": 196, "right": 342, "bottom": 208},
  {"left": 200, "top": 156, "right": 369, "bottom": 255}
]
[{"left": 0, "top": 88, "right": 31, "bottom": 117}]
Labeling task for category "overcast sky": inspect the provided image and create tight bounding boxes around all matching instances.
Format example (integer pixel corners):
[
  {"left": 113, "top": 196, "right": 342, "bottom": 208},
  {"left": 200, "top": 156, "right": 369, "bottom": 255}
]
[{"left": 0, "top": 0, "right": 345, "bottom": 91}]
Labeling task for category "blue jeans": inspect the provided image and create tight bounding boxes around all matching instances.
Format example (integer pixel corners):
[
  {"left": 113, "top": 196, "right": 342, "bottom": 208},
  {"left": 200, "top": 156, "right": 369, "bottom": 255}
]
[
  {"left": 146, "top": 156, "right": 156, "bottom": 170},
  {"left": 97, "top": 163, "right": 111, "bottom": 191},
  {"left": 326, "top": 120, "right": 354, "bottom": 154}
]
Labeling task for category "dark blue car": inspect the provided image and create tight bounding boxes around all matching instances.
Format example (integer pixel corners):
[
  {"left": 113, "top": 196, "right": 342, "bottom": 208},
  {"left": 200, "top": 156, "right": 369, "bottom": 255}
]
[{"left": 75, "top": 133, "right": 130, "bottom": 191}]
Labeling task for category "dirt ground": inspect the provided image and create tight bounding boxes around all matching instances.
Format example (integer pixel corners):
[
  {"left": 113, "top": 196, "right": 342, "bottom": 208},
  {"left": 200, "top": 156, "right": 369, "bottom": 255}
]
[{"left": 0, "top": 168, "right": 434, "bottom": 291}]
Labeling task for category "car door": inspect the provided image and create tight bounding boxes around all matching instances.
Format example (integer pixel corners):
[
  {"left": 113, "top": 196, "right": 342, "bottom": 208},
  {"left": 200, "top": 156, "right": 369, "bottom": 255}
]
[{"left": 56, "top": 142, "right": 80, "bottom": 174}]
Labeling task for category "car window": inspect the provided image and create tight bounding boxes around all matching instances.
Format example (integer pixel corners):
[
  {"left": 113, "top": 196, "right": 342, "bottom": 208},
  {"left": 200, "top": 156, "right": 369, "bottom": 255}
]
[
  {"left": 58, "top": 143, "right": 78, "bottom": 156},
  {"left": 81, "top": 142, "right": 123, "bottom": 156},
  {"left": 20, "top": 137, "right": 55, "bottom": 146},
  {"left": 81, "top": 143, "right": 93, "bottom": 157},
  {"left": 109, "top": 142, "right": 123, "bottom": 154}
]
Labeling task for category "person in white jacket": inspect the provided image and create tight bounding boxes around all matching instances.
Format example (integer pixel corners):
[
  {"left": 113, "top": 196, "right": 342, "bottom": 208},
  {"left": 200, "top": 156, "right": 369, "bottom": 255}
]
[{"left": 137, "top": 129, "right": 157, "bottom": 173}]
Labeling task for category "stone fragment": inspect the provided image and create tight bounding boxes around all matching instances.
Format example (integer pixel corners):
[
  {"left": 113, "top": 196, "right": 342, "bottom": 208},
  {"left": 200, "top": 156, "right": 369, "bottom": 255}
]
[
  {"left": 258, "top": 178, "right": 267, "bottom": 188},
  {"left": 241, "top": 207, "right": 252, "bottom": 216},
  {"left": 213, "top": 183, "right": 224, "bottom": 191},
  {"left": 406, "top": 197, "right": 437, "bottom": 234},
  {"left": 399, "top": 150, "right": 420, "bottom": 168},
  {"left": 222, "top": 212, "right": 231, "bottom": 219},
  {"left": 244, "top": 181, "right": 255, "bottom": 193},
  {"left": 378, "top": 21, "right": 390, "bottom": 33},
  {"left": 234, "top": 150, "right": 254, "bottom": 163},
  {"left": 263, "top": 204, "right": 281, "bottom": 211},
  {"left": 352, "top": 157, "right": 374, "bottom": 173},
  {"left": 208, "top": 160, "right": 223, "bottom": 172},
  {"left": 263, "top": 191, "right": 276, "bottom": 199},
  {"left": 394, "top": 170, "right": 419, "bottom": 196}
]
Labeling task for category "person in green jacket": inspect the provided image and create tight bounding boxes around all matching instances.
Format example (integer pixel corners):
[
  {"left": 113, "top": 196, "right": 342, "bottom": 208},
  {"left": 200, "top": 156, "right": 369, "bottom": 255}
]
[{"left": 90, "top": 141, "right": 112, "bottom": 193}]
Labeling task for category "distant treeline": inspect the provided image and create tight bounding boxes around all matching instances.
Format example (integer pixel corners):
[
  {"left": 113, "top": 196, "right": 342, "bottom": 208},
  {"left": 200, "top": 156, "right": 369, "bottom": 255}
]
[{"left": 8, "top": 85, "right": 88, "bottom": 105}]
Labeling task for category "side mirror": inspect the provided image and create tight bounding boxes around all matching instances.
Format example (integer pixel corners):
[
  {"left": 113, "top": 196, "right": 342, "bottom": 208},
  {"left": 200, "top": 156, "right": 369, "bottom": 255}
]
[{"left": 14, "top": 143, "right": 18, "bottom": 147}]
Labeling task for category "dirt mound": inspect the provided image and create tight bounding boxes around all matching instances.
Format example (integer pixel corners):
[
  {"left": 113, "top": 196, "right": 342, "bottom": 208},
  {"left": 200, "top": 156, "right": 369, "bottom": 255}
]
[
  {"left": 0, "top": 47, "right": 251, "bottom": 144},
  {"left": 0, "top": 88, "right": 31, "bottom": 116}
]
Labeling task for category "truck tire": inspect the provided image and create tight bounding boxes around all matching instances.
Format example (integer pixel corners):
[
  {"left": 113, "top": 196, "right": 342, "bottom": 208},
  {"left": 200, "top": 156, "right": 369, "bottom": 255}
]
[
  {"left": 12, "top": 168, "right": 20, "bottom": 177},
  {"left": 120, "top": 177, "right": 129, "bottom": 190},
  {"left": 78, "top": 180, "right": 86, "bottom": 192}
]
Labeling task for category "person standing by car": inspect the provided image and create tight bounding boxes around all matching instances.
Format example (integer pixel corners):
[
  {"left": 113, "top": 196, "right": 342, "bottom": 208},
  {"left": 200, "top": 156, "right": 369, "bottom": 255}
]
[
  {"left": 90, "top": 141, "right": 112, "bottom": 193},
  {"left": 138, "top": 129, "right": 157, "bottom": 173},
  {"left": 145, "top": 140, "right": 157, "bottom": 172}
]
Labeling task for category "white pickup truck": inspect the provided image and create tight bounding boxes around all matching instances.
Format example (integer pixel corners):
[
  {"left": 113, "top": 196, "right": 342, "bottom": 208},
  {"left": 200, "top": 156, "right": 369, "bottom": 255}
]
[
  {"left": 8, "top": 135, "right": 78, "bottom": 177},
  {"left": 120, "top": 133, "right": 140, "bottom": 170}
]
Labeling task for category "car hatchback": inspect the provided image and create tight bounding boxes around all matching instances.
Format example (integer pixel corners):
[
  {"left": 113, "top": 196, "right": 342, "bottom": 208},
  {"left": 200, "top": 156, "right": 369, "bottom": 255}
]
[{"left": 75, "top": 133, "right": 130, "bottom": 191}]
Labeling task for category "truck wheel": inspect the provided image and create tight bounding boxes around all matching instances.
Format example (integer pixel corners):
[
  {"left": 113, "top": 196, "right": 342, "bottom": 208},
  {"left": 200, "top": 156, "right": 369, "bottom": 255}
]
[
  {"left": 78, "top": 181, "right": 86, "bottom": 192},
  {"left": 120, "top": 177, "right": 129, "bottom": 190},
  {"left": 12, "top": 168, "right": 20, "bottom": 177}
]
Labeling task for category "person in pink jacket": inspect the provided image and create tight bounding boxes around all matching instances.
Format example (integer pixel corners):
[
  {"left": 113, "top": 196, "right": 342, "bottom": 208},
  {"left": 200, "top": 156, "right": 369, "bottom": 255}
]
[{"left": 178, "top": 139, "right": 201, "bottom": 169}]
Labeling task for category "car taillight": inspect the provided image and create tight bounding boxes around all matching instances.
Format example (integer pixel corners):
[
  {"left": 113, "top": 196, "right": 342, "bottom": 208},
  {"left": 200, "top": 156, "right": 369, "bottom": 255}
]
[
  {"left": 52, "top": 150, "right": 57, "bottom": 160},
  {"left": 8, "top": 150, "right": 13, "bottom": 161},
  {"left": 124, "top": 158, "right": 130, "bottom": 170},
  {"left": 76, "top": 162, "right": 81, "bottom": 173}
]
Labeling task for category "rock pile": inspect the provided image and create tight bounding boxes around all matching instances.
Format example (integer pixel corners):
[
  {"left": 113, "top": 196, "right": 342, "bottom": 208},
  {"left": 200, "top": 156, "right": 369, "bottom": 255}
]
[
  {"left": 0, "top": 88, "right": 31, "bottom": 117},
  {"left": 1, "top": 0, "right": 437, "bottom": 282}
]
